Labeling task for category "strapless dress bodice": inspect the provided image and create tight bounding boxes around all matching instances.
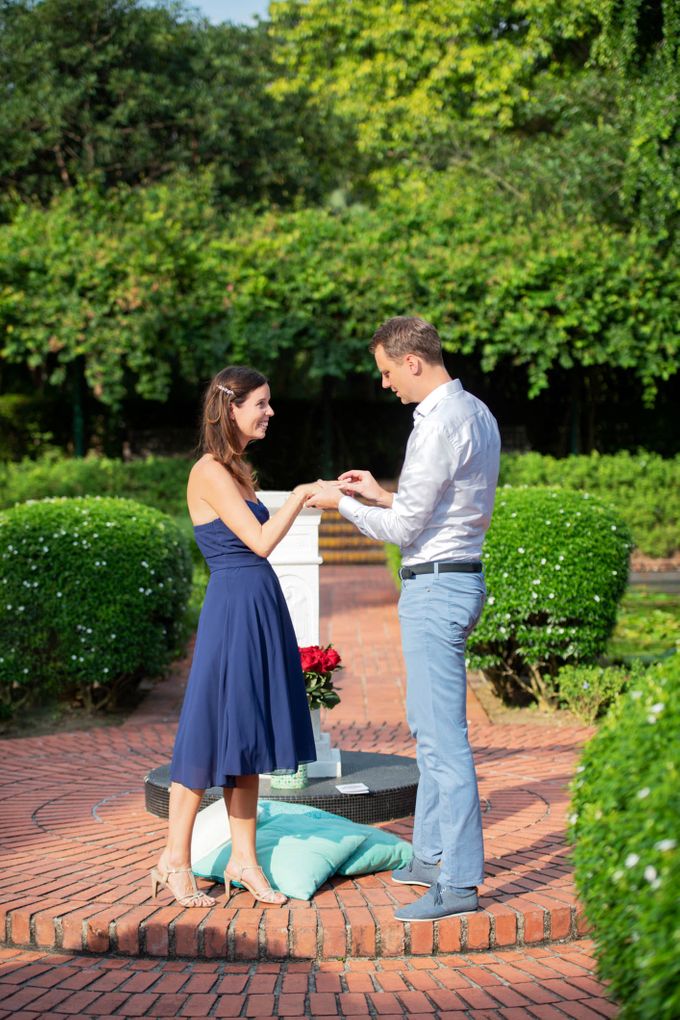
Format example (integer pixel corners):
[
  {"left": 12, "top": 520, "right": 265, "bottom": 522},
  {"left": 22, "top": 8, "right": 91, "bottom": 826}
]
[{"left": 193, "top": 500, "right": 270, "bottom": 572}]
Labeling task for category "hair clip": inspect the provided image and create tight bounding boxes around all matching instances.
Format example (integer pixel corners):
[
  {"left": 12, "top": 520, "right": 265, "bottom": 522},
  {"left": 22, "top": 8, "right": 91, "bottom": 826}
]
[{"left": 216, "top": 384, "right": 235, "bottom": 397}]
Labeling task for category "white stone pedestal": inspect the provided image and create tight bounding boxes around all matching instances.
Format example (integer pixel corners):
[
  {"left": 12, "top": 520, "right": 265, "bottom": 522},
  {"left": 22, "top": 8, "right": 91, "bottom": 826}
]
[{"left": 257, "top": 491, "right": 342, "bottom": 778}]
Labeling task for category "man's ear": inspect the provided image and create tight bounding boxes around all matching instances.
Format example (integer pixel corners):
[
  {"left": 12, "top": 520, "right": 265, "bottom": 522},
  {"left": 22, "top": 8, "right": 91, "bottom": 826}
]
[{"left": 405, "top": 354, "right": 422, "bottom": 375}]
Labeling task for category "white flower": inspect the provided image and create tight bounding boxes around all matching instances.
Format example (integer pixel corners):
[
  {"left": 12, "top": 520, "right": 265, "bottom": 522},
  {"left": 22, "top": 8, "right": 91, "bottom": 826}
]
[
  {"left": 568, "top": 812, "right": 578, "bottom": 824},
  {"left": 654, "top": 839, "right": 676, "bottom": 852},
  {"left": 630, "top": 690, "right": 642, "bottom": 700},
  {"left": 582, "top": 681, "right": 590, "bottom": 690},
  {"left": 540, "top": 558, "right": 546, "bottom": 565},
  {"left": 612, "top": 869, "right": 623, "bottom": 881},
  {"left": 487, "top": 596, "right": 495, "bottom": 604},
  {"left": 594, "top": 595, "right": 600, "bottom": 603},
  {"left": 644, "top": 866, "right": 657, "bottom": 884},
  {"left": 549, "top": 593, "right": 555, "bottom": 599},
  {"left": 555, "top": 564, "right": 561, "bottom": 571},
  {"left": 625, "top": 853, "right": 639, "bottom": 868},
  {"left": 650, "top": 703, "right": 664, "bottom": 714},
  {"left": 611, "top": 525, "right": 617, "bottom": 530},
  {"left": 518, "top": 547, "right": 525, "bottom": 554},
  {"left": 532, "top": 578, "right": 541, "bottom": 585},
  {"left": 636, "top": 788, "right": 650, "bottom": 800}
]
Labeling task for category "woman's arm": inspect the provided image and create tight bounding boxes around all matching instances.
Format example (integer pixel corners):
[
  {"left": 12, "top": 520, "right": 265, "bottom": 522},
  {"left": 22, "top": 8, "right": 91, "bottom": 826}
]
[{"left": 193, "top": 460, "right": 318, "bottom": 558}]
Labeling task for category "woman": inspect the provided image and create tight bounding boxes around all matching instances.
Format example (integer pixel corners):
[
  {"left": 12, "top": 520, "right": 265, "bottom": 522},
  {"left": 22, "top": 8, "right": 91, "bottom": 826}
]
[{"left": 151, "top": 366, "right": 320, "bottom": 908}]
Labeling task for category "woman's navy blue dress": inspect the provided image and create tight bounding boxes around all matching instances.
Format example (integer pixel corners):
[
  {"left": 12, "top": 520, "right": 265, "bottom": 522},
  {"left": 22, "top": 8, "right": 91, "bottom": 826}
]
[{"left": 170, "top": 500, "right": 316, "bottom": 789}]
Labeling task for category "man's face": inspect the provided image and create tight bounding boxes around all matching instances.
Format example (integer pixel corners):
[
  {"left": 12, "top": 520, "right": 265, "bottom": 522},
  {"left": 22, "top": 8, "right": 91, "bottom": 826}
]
[{"left": 374, "top": 345, "right": 416, "bottom": 403}]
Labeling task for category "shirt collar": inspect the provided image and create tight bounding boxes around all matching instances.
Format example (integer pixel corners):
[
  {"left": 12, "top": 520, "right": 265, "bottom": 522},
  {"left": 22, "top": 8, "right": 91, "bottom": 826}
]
[{"left": 414, "top": 379, "right": 462, "bottom": 421}]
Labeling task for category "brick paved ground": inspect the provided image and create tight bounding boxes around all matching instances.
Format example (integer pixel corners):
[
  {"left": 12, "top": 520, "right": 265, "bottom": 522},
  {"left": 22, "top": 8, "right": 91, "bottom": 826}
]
[
  {"left": 0, "top": 564, "right": 617, "bottom": 1016},
  {"left": 0, "top": 942, "right": 617, "bottom": 1018}
]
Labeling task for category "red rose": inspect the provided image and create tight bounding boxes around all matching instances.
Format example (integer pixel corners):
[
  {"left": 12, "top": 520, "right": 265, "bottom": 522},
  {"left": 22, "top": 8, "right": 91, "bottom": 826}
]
[
  {"left": 321, "top": 647, "right": 341, "bottom": 671},
  {"left": 299, "top": 646, "right": 324, "bottom": 674}
]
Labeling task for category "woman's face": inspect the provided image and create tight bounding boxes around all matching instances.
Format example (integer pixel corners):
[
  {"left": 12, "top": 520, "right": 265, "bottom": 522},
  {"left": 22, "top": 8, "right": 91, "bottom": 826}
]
[{"left": 230, "top": 383, "right": 274, "bottom": 447}]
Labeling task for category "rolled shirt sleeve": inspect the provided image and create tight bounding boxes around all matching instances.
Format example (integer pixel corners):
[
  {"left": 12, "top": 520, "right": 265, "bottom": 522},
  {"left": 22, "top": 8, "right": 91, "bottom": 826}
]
[{"left": 338, "top": 423, "right": 458, "bottom": 547}]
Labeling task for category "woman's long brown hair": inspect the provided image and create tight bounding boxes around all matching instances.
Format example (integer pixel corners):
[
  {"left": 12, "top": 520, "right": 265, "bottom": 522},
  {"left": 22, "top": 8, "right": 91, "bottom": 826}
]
[{"left": 200, "top": 366, "right": 268, "bottom": 492}]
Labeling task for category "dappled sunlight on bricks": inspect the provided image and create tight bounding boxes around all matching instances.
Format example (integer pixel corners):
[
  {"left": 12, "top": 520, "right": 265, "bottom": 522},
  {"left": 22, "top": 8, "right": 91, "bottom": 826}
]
[{"left": 1, "top": 563, "right": 605, "bottom": 979}]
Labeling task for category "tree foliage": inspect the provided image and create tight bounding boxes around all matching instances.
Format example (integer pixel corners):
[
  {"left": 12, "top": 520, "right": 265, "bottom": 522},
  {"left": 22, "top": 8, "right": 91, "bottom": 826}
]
[
  {"left": 0, "top": 0, "right": 349, "bottom": 210},
  {"left": 1, "top": 170, "right": 676, "bottom": 414}
]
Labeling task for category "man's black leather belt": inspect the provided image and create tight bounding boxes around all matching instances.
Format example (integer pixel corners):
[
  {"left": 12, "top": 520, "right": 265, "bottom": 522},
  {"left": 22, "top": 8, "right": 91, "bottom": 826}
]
[{"left": 399, "top": 561, "right": 482, "bottom": 579}]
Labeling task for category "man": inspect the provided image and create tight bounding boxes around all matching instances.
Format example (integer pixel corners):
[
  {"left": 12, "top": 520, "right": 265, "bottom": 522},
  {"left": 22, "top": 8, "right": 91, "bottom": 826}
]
[{"left": 309, "top": 316, "right": 500, "bottom": 922}]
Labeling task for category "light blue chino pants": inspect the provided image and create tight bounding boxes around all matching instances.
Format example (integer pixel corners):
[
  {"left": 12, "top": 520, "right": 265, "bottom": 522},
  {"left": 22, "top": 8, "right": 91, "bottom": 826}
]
[{"left": 398, "top": 567, "right": 486, "bottom": 888}]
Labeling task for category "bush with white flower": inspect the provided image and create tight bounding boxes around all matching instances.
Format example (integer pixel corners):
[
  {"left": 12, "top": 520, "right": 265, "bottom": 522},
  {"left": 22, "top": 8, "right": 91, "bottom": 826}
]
[
  {"left": 570, "top": 654, "right": 679, "bottom": 1018},
  {"left": 0, "top": 496, "right": 192, "bottom": 716},
  {"left": 467, "top": 487, "right": 632, "bottom": 706}
]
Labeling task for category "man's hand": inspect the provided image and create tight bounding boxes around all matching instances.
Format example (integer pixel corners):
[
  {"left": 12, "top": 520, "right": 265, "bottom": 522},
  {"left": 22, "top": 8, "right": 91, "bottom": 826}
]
[
  {"left": 305, "top": 479, "right": 345, "bottom": 510},
  {"left": 338, "top": 469, "right": 393, "bottom": 507}
]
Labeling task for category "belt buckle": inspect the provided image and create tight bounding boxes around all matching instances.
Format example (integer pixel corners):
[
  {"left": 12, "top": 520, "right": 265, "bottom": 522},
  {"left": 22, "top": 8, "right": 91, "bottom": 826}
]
[{"left": 399, "top": 566, "right": 415, "bottom": 580}]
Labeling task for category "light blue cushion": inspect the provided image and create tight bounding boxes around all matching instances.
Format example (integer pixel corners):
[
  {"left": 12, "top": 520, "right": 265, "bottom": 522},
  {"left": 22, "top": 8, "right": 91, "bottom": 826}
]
[
  {"left": 191, "top": 807, "right": 366, "bottom": 900},
  {"left": 258, "top": 800, "right": 413, "bottom": 877}
]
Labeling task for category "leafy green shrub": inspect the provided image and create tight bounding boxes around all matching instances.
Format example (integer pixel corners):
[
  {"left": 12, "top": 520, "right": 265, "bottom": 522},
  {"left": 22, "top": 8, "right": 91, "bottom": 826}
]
[
  {"left": 0, "top": 497, "right": 192, "bottom": 717},
  {"left": 608, "top": 588, "right": 680, "bottom": 663},
  {"left": 500, "top": 451, "right": 680, "bottom": 558},
  {"left": 570, "top": 655, "right": 680, "bottom": 1019},
  {"left": 555, "top": 663, "right": 632, "bottom": 724},
  {"left": 467, "top": 487, "right": 632, "bottom": 706},
  {"left": 0, "top": 453, "right": 191, "bottom": 518}
]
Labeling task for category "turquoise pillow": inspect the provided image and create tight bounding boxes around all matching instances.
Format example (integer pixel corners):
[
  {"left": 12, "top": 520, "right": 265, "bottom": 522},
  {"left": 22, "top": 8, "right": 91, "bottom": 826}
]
[
  {"left": 257, "top": 800, "right": 413, "bottom": 876},
  {"left": 192, "top": 809, "right": 366, "bottom": 900}
]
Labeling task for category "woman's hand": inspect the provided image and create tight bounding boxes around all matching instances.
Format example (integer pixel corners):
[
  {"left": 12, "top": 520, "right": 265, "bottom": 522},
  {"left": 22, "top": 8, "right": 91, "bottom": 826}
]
[
  {"left": 292, "top": 481, "right": 324, "bottom": 502},
  {"left": 304, "top": 479, "right": 345, "bottom": 510}
]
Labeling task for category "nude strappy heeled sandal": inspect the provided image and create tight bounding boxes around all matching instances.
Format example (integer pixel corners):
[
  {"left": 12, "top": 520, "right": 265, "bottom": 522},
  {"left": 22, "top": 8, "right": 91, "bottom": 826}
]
[
  {"left": 224, "top": 863, "right": 287, "bottom": 905},
  {"left": 150, "top": 864, "right": 215, "bottom": 907}
]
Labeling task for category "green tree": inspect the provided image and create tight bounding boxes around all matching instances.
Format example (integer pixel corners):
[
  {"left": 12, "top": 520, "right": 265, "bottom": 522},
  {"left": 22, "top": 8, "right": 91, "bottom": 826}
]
[{"left": 0, "top": 0, "right": 350, "bottom": 211}]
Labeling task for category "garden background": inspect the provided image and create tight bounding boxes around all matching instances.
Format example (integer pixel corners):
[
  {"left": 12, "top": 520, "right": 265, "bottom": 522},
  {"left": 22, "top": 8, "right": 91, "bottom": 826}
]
[{"left": 0, "top": 1, "right": 678, "bottom": 1017}]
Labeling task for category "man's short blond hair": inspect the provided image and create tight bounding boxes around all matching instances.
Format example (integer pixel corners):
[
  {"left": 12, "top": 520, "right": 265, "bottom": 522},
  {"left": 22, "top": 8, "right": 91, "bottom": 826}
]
[{"left": 369, "top": 316, "right": 444, "bottom": 365}]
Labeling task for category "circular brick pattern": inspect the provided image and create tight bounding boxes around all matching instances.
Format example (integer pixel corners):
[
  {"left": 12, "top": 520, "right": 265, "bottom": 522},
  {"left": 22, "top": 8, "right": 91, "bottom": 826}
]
[{"left": 0, "top": 567, "right": 593, "bottom": 960}]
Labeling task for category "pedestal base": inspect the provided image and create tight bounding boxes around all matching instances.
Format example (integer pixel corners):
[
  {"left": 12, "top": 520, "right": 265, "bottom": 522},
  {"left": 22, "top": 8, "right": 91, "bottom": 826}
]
[{"left": 145, "top": 751, "right": 418, "bottom": 824}]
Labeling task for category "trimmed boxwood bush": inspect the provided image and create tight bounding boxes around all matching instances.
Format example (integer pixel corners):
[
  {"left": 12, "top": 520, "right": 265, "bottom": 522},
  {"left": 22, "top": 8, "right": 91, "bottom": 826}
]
[
  {"left": 467, "top": 487, "right": 632, "bottom": 706},
  {"left": 0, "top": 497, "right": 192, "bottom": 716},
  {"left": 570, "top": 655, "right": 680, "bottom": 1019}
]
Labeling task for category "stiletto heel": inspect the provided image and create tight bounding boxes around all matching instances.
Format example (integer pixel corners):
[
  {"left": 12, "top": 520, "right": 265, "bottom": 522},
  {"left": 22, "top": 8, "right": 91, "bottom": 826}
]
[
  {"left": 224, "top": 863, "right": 287, "bottom": 905},
  {"left": 224, "top": 872, "right": 233, "bottom": 905},
  {"left": 149, "top": 864, "right": 215, "bottom": 908},
  {"left": 150, "top": 867, "right": 161, "bottom": 898}
]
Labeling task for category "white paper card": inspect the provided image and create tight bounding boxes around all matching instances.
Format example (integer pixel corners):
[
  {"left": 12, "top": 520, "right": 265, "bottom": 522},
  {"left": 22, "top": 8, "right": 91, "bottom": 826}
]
[{"left": 335, "top": 782, "right": 370, "bottom": 795}]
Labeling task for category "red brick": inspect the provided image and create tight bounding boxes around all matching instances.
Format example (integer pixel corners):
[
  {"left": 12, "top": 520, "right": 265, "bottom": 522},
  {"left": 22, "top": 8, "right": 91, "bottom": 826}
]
[
  {"left": 290, "top": 909, "right": 317, "bottom": 959},
  {"left": 466, "top": 911, "right": 491, "bottom": 950},
  {"left": 338, "top": 991, "right": 371, "bottom": 1015},
  {"left": 523, "top": 908, "right": 546, "bottom": 944},
  {"left": 308, "top": 991, "right": 338, "bottom": 1015},
  {"left": 232, "top": 908, "right": 263, "bottom": 960},
  {"left": 438, "top": 916, "right": 462, "bottom": 952},
  {"left": 396, "top": 990, "right": 436, "bottom": 1013}
]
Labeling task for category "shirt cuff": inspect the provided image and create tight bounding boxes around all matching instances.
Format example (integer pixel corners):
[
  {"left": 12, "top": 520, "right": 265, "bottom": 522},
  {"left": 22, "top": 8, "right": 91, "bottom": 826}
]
[{"left": 338, "top": 494, "right": 364, "bottom": 523}]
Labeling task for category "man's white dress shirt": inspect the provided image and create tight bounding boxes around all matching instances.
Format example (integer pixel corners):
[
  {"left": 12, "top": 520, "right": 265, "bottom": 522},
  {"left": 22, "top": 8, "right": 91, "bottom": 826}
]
[{"left": 338, "top": 380, "right": 500, "bottom": 566}]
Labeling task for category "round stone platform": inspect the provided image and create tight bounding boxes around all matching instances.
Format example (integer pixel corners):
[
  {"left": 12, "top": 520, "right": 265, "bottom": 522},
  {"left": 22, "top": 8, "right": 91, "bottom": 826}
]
[{"left": 145, "top": 751, "right": 419, "bottom": 824}]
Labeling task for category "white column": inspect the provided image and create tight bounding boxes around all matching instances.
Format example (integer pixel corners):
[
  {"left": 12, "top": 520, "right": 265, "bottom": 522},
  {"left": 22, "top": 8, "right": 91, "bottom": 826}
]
[{"left": 257, "top": 490, "right": 342, "bottom": 777}]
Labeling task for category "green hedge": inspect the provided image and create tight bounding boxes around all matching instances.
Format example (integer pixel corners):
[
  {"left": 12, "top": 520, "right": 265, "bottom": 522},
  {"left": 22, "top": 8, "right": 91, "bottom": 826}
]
[
  {"left": 0, "top": 453, "right": 191, "bottom": 518},
  {"left": 0, "top": 497, "right": 192, "bottom": 716},
  {"left": 468, "top": 487, "right": 631, "bottom": 705},
  {"left": 570, "top": 655, "right": 680, "bottom": 1018},
  {"left": 2, "top": 450, "right": 677, "bottom": 558},
  {"left": 500, "top": 451, "right": 680, "bottom": 558}
]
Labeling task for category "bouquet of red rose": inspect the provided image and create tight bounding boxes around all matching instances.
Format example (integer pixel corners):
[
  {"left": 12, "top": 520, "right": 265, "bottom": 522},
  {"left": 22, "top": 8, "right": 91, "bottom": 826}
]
[{"left": 299, "top": 644, "right": 343, "bottom": 711}]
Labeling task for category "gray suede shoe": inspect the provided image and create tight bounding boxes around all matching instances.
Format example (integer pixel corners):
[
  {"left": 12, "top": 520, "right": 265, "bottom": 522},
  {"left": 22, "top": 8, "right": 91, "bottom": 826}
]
[
  {"left": 394, "top": 882, "right": 478, "bottom": 922},
  {"left": 391, "top": 855, "right": 440, "bottom": 887}
]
